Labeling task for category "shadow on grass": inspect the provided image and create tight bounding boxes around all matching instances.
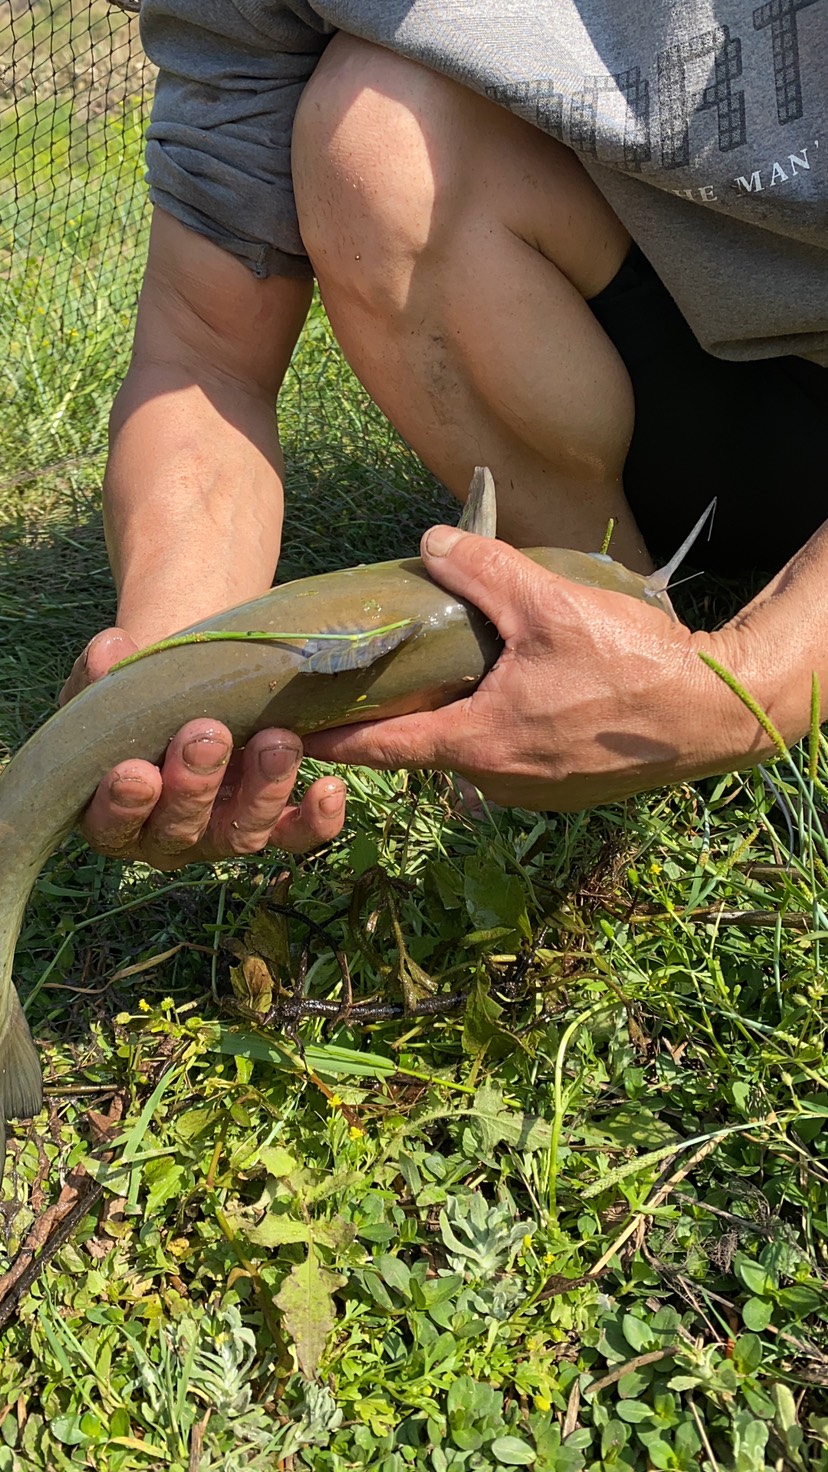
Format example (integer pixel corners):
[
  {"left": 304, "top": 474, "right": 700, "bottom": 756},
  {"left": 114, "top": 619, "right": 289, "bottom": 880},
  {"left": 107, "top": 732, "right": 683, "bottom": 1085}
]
[{"left": 0, "top": 486, "right": 114, "bottom": 753}]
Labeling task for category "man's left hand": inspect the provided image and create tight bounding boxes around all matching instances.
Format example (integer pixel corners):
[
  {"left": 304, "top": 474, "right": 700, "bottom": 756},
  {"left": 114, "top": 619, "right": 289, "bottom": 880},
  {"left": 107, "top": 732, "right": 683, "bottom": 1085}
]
[{"left": 304, "top": 525, "right": 766, "bottom": 810}]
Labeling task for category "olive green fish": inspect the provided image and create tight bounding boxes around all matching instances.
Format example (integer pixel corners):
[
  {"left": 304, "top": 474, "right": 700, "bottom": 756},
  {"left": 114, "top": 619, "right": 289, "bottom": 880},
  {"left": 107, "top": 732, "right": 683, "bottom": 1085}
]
[{"left": 0, "top": 468, "right": 710, "bottom": 1177}]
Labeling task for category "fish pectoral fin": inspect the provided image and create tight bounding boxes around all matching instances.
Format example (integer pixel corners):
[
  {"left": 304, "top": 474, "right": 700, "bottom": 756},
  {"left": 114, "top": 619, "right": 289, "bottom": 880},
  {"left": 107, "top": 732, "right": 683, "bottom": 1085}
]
[
  {"left": 0, "top": 990, "right": 43, "bottom": 1183},
  {"left": 297, "top": 621, "right": 424, "bottom": 675}
]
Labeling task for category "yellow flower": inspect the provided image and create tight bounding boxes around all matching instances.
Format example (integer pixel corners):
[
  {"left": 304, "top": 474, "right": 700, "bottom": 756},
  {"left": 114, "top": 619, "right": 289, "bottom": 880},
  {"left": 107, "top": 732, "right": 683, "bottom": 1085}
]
[
  {"left": 348, "top": 1125, "right": 364, "bottom": 1140},
  {"left": 329, "top": 1093, "right": 343, "bottom": 1109},
  {"left": 138, "top": 998, "right": 151, "bottom": 1013},
  {"left": 534, "top": 1396, "right": 551, "bottom": 1413}
]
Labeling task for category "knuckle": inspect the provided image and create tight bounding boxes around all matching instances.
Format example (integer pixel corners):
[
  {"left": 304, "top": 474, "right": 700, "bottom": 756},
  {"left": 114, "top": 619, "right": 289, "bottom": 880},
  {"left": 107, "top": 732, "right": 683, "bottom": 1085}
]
[
  {"left": 151, "top": 824, "right": 205, "bottom": 856},
  {"left": 278, "top": 829, "right": 320, "bottom": 856},
  {"left": 142, "top": 849, "right": 189, "bottom": 873},
  {"left": 363, "top": 744, "right": 401, "bottom": 771},
  {"left": 80, "top": 821, "right": 141, "bottom": 859},
  {"left": 226, "top": 823, "right": 272, "bottom": 857},
  {"left": 86, "top": 835, "right": 133, "bottom": 860},
  {"left": 473, "top": 539, "right": 515, "bottom": 586}
]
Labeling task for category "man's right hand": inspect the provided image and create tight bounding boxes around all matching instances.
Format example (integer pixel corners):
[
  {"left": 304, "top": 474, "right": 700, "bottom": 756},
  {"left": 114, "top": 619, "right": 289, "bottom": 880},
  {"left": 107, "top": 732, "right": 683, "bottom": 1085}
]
[{"left": 59, "top": 629, "right": 348, "bottom": 870}]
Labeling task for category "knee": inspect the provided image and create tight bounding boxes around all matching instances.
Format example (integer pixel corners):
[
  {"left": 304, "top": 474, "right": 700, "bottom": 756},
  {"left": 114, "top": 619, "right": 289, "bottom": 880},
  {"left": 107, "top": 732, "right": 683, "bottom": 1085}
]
[{"left": 293, "top": 36, "right": 462, "bottom": 314}]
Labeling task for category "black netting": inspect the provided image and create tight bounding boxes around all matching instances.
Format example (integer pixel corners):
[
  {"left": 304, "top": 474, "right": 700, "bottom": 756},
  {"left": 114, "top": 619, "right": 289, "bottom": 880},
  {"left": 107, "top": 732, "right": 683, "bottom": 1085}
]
[{"left": 1, "top": 0, "right": 154, "bottom": 483}]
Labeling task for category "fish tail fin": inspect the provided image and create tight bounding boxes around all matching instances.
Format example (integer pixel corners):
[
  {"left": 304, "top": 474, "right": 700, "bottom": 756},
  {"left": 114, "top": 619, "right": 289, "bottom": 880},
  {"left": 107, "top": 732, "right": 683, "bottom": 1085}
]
[
  {"left": 644, "top": 499, "right": 717, "bottom": 596},
  {"left": 458, "top": 467, "right": 497, "bottom": 538},
  {"left": 0, "top": 990, "right": 43, "bottom": 1182}
]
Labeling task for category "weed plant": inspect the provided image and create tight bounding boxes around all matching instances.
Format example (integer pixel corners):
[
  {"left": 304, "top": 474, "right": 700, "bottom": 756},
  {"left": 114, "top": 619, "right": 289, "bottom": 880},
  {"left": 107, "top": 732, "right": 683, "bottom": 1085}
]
[{"left": 1, "top": 9, "right": 827, "bottom": 1470}]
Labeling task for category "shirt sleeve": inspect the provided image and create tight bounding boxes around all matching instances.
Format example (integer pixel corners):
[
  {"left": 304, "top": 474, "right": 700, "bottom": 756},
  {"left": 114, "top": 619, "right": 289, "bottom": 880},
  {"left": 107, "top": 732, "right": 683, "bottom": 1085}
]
[{"left": 140, "top": 0, "right": 333, "bottom": 278}]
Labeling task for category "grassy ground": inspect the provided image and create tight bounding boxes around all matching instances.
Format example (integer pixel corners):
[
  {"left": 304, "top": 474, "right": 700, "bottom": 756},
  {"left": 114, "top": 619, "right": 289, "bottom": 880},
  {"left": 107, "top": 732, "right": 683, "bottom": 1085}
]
[{"left": 2, "top": 8, "right": 828, "bottom": 1471}]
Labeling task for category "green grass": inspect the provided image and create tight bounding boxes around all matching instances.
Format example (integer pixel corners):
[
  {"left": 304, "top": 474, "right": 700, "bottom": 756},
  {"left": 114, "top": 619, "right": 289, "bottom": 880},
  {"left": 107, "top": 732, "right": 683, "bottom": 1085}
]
[{"left": 2, "top": 10, "right": 828, "bottom": 1470}]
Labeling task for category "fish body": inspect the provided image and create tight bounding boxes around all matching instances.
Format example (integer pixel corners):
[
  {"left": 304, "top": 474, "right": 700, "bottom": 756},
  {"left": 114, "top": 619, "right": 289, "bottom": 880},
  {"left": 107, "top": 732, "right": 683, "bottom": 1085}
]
[{"left": 0, "top": 469, "right": 685, "bottom": 1174}]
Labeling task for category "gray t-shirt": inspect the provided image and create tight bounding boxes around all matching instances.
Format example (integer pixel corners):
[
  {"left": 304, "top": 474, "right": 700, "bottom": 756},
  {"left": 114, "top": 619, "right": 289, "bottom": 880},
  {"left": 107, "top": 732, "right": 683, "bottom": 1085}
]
[{"left": 141, "top": 0, "right": 827, "bottom": 365}]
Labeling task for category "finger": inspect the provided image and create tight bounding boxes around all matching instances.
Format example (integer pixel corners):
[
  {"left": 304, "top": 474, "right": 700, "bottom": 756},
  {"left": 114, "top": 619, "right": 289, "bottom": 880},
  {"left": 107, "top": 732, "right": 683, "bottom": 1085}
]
[
  {"left": 419, "top": 526, "right": 548, "bottom": 642},
  {"left": 79, "top": 759, "right": 164, "bottom": 857},
  {"left": 269, "top": 776, "right": 348, "bottom": 853},
  {"left": 141, "top": 719, "right": 234, "bottom": 857},
  {"left": 208, "top": 730, "right": 304, "bottom": 855},
  {"left": 451, "top": 773, "right": 490, "bottom": 821},
  {"left": 304, "top": 705, "right": 468, "bottom": 774},
  {"left": 59, "top": 627, "right": 139, "bottom": 707}
]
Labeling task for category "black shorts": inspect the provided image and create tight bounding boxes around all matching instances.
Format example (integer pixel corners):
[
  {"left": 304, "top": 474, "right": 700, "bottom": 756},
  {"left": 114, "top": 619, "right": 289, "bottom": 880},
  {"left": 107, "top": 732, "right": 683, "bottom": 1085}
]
[{"left": 588, "top": 246, "right": 828, "bottom": 576}]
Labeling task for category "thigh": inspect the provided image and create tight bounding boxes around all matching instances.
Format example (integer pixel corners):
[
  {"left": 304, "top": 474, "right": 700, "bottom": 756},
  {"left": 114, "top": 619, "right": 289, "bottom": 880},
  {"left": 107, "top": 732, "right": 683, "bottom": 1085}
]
[
  {"left": 589, "top": 248, "right": 828, "bottom": 575},
  {"left": 294, "top": 32, "right": 631, "bottom": 302}
]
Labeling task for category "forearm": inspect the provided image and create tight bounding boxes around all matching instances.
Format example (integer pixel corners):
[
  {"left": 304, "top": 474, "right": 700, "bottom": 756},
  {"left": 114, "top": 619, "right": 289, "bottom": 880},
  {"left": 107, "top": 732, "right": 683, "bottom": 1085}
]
[
  {"left": 105, "top": 363, "right": 288, "bottom": 645},
  {"left": 102, "top": 208, "right": 314, "bottom": 647},
  {"left": 712, "top": 520, "right": 828, "bottom": 756},
  {"left": 68, "top": 215, "right": 343, "bottom": 872}
]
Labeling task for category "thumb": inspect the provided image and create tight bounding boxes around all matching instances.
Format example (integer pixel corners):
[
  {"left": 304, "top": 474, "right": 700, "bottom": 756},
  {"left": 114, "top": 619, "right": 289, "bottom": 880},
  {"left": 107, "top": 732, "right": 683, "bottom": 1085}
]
[
  {"left": 420, "top": 526, "right": 545, "bottom": 642},
  {"left": 59, "top": 627, "right": 140, "bottom": 707}
]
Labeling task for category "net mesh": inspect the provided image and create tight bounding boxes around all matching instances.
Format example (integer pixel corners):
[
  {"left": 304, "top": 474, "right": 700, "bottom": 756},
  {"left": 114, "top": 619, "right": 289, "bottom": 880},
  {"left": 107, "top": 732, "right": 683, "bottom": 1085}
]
[{"left": 1, "top": 0, "right": 153, "bottom": 483}]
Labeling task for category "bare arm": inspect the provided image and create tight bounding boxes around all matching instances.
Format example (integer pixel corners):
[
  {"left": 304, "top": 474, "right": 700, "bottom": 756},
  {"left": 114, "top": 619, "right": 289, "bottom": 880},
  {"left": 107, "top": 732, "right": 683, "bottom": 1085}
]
[
  {"left": 107, "top": 207, "right": 310, "bottom": 641},
  {"left": 715, "top": 520, "right": 828, "bottom": 751},
  {"left": 62, "top": 209, "right": 347, "bottom": 866}
]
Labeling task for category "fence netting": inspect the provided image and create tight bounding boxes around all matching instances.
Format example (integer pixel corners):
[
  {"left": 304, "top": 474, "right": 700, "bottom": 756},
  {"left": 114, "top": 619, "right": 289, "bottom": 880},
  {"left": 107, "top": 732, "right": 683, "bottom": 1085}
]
[{"left": 1, "top": 0, "right": 153, "bottom": 482}]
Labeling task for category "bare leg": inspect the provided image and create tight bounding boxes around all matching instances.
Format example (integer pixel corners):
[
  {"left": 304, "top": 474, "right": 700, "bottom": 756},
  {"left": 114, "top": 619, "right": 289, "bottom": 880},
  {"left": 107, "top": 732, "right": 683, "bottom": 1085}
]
[{"left": 293, "top": 34, "right": 651, "bottom": 571}]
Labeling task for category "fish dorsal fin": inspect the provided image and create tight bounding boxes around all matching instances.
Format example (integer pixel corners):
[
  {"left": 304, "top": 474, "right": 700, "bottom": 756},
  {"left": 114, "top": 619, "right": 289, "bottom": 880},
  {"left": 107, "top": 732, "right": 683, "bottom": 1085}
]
[
  {"left": 458, "top": 466, "right": 497, "bottom": 538},
  {"left": 644, "top": 500, "right": 717, "bottom": 596}
]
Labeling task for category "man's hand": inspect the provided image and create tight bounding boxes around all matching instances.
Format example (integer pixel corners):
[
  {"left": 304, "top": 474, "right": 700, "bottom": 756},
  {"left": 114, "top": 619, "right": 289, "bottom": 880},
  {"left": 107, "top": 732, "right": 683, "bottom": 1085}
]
[
  {"left": 305, "top": 525, "right": 771, "bottom": 810},
  {"left": 59, "top": 629, "right": 347, "bottom": 868}
]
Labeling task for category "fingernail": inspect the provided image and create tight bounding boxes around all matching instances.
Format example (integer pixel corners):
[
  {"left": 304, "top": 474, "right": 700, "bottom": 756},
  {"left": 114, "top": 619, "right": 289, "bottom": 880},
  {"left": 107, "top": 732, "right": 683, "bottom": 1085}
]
[
  {"left": 111, "top": 775, "right": 151, "bottom": 810},
  {"left": 320, "top": 788, "right": 345, "bottom": 817},
  {"left": 182, "top": 736, "right": 230, "bottom": 772},
  {"left": 258, "top": 741, "right": 302, "bottom": 781},
  {"left": 423, "top": 525, "right": 462, "bottom": 558}
]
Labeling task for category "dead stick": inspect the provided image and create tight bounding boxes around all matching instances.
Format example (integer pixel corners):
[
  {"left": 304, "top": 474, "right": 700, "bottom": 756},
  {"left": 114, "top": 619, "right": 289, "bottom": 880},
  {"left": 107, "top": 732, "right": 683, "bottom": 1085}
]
[
  {"left": 585, "top": 1347, "right": 682, "bottom": 1398},
  {"left": 587, "top": 1133, "right": 727, "bottom": 1281}
]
